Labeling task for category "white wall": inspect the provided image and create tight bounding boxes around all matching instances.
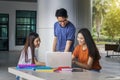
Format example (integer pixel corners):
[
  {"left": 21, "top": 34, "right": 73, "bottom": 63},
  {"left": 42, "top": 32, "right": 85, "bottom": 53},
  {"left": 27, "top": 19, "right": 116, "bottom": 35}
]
[
  {"left": 74, "top": 0, "right": 92, "bottom": 46},
  {"left": 77, "top": 0, "right": 91, "bottom": 29},
  {"left": 0, "top": 1, "right": 37, "bottom": 51}
]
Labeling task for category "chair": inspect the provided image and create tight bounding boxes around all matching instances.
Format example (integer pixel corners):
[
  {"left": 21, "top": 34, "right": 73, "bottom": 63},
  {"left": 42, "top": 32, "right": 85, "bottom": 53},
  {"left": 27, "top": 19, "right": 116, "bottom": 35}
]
[
  {"left": 113, "top": 44, "right": 120, "bottom": 56},
  {"left": 105, "top": 44, "right": 119, "bottom": 57}
]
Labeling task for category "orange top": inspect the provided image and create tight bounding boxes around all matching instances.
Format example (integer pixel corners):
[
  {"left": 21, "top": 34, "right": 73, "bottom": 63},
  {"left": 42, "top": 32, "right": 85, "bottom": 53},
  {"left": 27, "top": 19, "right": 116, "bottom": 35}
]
[{"left": 73, "top": 45, "right": 101, "bottom": 70}]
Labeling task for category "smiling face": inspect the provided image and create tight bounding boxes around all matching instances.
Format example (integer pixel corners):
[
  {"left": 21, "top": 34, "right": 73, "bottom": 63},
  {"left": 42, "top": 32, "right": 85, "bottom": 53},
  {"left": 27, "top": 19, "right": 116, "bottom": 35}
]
[
  {"left": 77, "top": 33, "right": 86, "bottom": 46},
  {"left": 57, "top": 17, "right": 68, "bottom": 27},
  {"left": 33, "top": 37, "right": 41, "bottom": 48}
]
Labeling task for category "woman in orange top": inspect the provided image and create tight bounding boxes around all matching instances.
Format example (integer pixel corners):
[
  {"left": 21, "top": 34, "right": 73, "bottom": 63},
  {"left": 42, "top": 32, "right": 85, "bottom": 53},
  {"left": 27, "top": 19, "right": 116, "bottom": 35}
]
[{"left": 72, "top": 28, "right": 101, "bottom": 72}]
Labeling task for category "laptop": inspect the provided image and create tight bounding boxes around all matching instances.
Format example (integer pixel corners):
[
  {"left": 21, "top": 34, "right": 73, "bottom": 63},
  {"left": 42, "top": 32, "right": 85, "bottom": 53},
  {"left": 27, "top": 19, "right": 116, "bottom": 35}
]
[{"left": 45, "top": 52, "right": 72, "bottom": 68}]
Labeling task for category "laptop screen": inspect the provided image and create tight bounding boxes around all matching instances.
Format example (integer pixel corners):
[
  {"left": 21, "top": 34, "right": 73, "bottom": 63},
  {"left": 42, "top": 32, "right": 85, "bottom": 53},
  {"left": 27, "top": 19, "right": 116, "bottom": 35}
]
[{"left": 45, "top": 52, "right": 72, "bottom": 68}]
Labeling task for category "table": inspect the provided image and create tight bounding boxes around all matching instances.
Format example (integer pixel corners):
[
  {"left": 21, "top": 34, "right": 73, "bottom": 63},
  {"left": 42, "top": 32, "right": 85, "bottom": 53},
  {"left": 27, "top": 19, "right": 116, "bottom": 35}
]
[{"left": 8, "top": 67, "right": 120, "bottom": 80}]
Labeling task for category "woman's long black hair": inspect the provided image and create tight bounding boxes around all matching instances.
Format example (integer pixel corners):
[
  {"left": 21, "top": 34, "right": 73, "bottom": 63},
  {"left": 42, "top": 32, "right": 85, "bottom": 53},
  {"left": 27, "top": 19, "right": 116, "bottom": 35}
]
[
  {"left": 23, "top": 32, "right": 39, "bottom": 64},
  {"left": 78, "top": 28, "right": 101, "bottom": 60}
]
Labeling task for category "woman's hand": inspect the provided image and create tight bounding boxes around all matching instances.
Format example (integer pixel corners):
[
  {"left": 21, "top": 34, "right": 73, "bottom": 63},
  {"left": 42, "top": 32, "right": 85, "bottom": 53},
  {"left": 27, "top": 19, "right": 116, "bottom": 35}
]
[{"left": 72, "top": 57, "right": 93, "bottom": 70}]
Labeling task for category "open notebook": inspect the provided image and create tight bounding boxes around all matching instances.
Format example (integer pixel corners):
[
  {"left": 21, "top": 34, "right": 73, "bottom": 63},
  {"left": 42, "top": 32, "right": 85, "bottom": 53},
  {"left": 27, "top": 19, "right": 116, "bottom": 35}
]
[{"left": 45, "top": 52, "right": 72, "bottom": 68}]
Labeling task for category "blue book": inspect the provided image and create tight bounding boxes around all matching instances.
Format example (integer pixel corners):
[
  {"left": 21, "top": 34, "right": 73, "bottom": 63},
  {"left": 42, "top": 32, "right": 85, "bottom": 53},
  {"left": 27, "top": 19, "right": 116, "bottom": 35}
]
[
  {"left": 35, "top": 66, "right": 52, "bottom": 70},
  {"left": 16, "top": 65, "right": 52, "bottom": 71}
]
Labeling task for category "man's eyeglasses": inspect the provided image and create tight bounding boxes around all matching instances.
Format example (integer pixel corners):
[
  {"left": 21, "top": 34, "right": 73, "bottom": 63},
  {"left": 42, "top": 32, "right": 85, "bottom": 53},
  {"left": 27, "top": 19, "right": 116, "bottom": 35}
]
[{"left": 58, "top": 19, "right": 67, "bottom": 23}]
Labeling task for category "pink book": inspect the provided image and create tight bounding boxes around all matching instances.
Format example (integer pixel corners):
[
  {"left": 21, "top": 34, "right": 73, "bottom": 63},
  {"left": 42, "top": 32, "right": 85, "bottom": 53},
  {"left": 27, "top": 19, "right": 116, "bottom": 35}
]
[{"left": 18, "top": 64, "right": 36, "bottom": 68}]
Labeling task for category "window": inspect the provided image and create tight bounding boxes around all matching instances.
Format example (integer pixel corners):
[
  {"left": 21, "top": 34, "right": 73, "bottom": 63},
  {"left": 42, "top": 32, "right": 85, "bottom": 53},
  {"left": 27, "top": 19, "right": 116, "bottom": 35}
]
[
  {"left": 16, "top": 10, "right": 36, "bottom": 45},
  {"left": 0, "top": 14, "right": 9, "bottom": 51}
]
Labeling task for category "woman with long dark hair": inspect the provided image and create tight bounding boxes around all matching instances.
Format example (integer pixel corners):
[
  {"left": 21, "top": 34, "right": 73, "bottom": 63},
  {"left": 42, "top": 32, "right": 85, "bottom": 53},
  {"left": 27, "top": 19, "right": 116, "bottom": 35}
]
[
  {"left": 18, "top": 32, "right": 45, "bottom": 66},
  {"left": 72, "top": 28, "right": 101, "bottom": 72}
]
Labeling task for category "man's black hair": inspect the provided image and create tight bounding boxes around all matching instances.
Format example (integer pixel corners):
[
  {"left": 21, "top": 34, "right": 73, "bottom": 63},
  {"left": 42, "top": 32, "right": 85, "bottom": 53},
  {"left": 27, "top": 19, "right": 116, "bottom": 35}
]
[{"left": 55, "top": 8, "right": 68, "bottom": 18}]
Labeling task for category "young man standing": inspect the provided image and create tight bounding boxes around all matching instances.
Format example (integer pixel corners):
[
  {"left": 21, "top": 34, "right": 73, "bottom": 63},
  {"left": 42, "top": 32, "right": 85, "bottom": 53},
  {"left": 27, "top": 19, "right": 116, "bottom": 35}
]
[{"left": 52, "top": 8, "right": 76, "bottom": 52}]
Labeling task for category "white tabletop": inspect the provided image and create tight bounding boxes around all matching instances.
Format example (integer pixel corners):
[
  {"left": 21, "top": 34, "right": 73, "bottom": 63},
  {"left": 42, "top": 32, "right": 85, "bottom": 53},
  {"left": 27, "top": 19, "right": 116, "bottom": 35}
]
[{"left": 8, "top": 67, "right": 120, "bottom": 80}]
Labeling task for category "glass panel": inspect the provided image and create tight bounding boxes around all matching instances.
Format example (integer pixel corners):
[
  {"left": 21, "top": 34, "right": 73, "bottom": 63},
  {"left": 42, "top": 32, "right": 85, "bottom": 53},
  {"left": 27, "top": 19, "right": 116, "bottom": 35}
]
[
  {"left": 31, "top": 25, "right": 36, "bottom": 31},
  {"left": 16, "top": 18, "right": 31, "bottom": 24},
  {"left": 16, "top": 11, "right": 36, "bottom": 18},
  {"left": 31, "top": 18, "right": 36, "bottom": 24},
  {"left": 0, "top": 18, "right": 8, "bottom": 24},
  {"left": 25, "top": 18, "right": 30, "bottom": 24},
  {"left": 0, "top": 25, "right": 7, "bottom": 27},
  {"left": 0, "top": 39, "right": 8, "bottom": 50},
  {"left": 16, "top": 38, "right": 26, "bottom": 45},
  {"left": 31, "top": 11, "right": 36, "bottom": 17},
  {"left": 0, "top": 27, "right": 7, "bottom": 37},
  {"left": 16, "top": 26, "right": 28, "bottom": 37},
  {"left": 0, "top": 14, "right": 8, "bottom": 17}
]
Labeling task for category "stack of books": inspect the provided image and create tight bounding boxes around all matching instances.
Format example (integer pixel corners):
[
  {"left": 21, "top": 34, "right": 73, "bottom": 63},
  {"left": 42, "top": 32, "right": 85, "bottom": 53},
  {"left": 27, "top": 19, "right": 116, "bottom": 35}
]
[
  {"left": 55, "top": 66, "right": 83, "bottom": 72},
  {"left": 16, "top": 64, "right": 83, "bottom": 72}
]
